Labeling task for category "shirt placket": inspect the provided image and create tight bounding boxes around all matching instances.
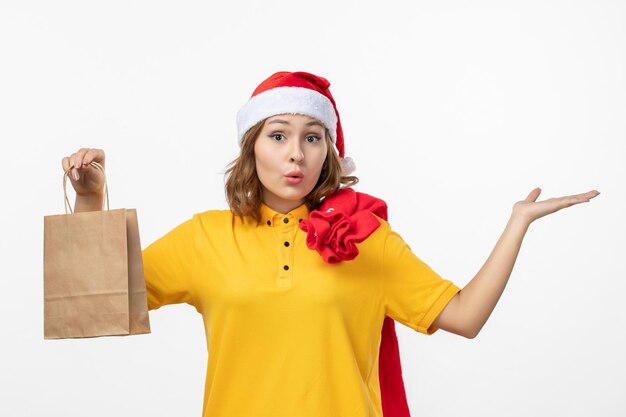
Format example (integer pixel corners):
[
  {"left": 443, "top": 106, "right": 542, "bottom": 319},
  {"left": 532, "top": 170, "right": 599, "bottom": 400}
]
[{"left": 276, "top": 213, "right": 296, "bottom": 288}]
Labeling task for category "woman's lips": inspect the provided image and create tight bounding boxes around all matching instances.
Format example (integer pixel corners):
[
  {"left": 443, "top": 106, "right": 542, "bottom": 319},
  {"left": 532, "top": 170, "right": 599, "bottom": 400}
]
[{"left": 285, "top": 170, "right": 304, "bottom": 184}]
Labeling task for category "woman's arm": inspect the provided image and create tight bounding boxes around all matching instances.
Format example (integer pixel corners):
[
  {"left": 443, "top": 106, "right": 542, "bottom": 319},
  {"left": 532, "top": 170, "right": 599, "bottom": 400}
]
[
  {"left": 74, "top": 192, "right": 104, "bottom": 212},
  {"left": 433, "top": 213, "right": 528, "bottom": 338},
  {"left": 433, "top": 187, "right": 600, "bottom": 339}
]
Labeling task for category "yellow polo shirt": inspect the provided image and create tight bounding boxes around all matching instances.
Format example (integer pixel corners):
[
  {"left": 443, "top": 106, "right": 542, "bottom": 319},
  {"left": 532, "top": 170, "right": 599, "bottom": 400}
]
[{"left": 142, "top": 202, "right": 461, "bottom": 417}]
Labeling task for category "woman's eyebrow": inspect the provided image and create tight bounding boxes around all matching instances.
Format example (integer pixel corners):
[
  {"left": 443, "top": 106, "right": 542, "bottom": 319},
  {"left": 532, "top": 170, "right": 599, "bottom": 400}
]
[{"left": 267, "top": 119, "right": 324, "bottom": 128}]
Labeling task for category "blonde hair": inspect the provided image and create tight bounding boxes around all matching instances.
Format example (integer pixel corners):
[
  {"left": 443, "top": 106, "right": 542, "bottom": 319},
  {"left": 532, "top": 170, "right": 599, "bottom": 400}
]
[{"left": 224, "top": 117, "right": 359, "bottom": 225}]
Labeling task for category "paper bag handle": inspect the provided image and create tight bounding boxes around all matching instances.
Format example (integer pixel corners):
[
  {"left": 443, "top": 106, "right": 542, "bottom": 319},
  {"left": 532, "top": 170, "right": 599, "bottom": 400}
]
[{"left": 63, "top": 161, "right": 110, "bottom": 214}]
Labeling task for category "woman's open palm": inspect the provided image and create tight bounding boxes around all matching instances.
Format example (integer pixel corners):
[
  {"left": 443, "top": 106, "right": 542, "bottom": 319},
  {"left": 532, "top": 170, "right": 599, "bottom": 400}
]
[{"left": 513, "top": 187, "right": 600, "bottom": 224}]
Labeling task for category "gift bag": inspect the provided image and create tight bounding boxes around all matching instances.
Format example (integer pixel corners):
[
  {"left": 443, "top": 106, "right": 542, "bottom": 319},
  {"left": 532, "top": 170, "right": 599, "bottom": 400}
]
[{"left": 43, "top": 161, "right": 151, "bottom": 339}]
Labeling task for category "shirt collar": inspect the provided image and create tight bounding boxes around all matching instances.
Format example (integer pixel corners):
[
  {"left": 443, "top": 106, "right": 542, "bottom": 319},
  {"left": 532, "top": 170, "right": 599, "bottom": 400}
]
[{"left": 260, "top": 202, "right": 310, "bottom": 227}]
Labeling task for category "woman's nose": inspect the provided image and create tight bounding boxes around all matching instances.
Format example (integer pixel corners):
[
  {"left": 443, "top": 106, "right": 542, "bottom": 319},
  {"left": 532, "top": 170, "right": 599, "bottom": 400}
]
[{"left": 289, "top": 141, "right": 304, "bottom": 163}]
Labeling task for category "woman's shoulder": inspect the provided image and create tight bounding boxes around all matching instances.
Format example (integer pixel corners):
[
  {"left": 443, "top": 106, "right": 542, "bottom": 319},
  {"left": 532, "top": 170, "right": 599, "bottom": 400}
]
[
  {"left": 191, "top": 208, "right": 235, "bottom": 225},
  {"left": 361, "top": 212, "right": 403, "bottom": 253},
  {"left": 191, "top": 208, "right": 262, "bottom": 229}
]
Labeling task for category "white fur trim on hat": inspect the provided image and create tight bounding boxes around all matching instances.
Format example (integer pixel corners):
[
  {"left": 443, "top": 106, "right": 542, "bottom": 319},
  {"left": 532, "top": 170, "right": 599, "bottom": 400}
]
[{"left": 236, "top": 86, "right": 338, "bottom": 146}]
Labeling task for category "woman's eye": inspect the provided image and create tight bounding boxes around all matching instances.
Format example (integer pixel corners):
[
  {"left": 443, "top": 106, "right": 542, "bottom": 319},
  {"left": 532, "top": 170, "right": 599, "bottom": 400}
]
[
  {"left": 306, "top": 135, "right": 321, "bottom": 143},
  {"left": 271, "top": 134, "right": 285, "bottom": 141}
]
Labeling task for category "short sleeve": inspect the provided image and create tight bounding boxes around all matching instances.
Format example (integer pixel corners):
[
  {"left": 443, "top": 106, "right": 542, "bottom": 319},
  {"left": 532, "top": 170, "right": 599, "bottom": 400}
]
[
  {"left": 382, "top": 223, "right": 461, "bottom": 335},
  {"left": 142, "top": 216, "right": 196, "bottom": 311}
]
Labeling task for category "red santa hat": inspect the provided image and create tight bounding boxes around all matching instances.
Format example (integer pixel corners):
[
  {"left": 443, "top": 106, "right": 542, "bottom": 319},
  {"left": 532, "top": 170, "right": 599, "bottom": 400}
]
[{"left": 236, "top": 71, "right": 356, "bottom": 175}]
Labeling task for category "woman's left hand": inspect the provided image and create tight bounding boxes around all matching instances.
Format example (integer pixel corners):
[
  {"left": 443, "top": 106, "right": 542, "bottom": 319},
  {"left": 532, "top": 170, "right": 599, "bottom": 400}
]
[{"left": 512, "top": 187, "right": 600, "bottom": 224}]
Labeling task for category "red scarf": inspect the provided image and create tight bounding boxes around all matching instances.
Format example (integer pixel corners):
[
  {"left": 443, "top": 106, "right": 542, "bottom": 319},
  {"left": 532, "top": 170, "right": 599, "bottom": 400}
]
[{"left": 299, "top": 187, "right": 411, "bottom": 417}]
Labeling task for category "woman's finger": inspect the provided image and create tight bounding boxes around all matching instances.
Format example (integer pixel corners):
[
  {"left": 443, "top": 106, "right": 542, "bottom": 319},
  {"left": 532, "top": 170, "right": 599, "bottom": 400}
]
[
  {"left": 67, "top": 152, "right": 83, "bottom": 180},
  {"left": 74, "top": 148, "right": 89, "bottom": 169},
  {"left": 560, "top": 191, "right": 599, "bottom": 207},
  {"left": 82, "top": 148, "right": 104, "bottom": 166},
  {"left": 66, "top": 153, "right": 76, "bottom": 180},
  {"left": 61, "top": 156, "right": 71, "bottom": 173},
  {"left": 524, "top": 187, "right": 541, "bottom": 202}
]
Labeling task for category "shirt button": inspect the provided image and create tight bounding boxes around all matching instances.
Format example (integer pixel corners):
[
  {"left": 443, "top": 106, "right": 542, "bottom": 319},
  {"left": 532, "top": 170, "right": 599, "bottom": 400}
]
[
  {"left": 266, "top": 220, "right": 271, "bottom": 226},
  {"left": 283, "top": 265, "right": 289, "bottom": 270},
  {"left": 283, "top": 218, "right": 289, "bottom": 224},
  {"left": 284, "top": 241, "right": 290, "bottom": 247}
]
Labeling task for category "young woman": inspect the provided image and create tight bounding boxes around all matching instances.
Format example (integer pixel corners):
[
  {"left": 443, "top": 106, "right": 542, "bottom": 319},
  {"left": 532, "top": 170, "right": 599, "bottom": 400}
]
[{"left": 61, "top": 71, "right": 599, "bottom": 417}]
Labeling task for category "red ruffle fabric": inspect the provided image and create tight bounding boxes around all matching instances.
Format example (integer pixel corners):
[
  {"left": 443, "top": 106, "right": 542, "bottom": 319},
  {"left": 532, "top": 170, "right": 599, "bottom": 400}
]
[
  {"left": 299, "top": 187, "right": 411, "bottom": 417},
  {"left": 299, "top": 187, "right": 387, "bottom": 264}
]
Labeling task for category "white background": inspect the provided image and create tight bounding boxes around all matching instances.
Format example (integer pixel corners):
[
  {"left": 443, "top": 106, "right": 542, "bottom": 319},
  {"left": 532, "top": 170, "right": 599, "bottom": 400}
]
[{"left": 1, "top": 1, "right": 624, "bottom": 416}]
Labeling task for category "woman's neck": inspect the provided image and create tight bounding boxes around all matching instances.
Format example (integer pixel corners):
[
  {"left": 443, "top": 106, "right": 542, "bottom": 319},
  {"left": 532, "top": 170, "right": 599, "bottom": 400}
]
[{"left": 262, "top": 199, "right": 305, "bottom": 214}]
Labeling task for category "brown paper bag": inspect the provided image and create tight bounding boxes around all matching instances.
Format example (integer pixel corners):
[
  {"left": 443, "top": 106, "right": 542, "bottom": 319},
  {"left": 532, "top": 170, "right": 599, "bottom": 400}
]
[{"left": 43, "top": 161, "right": 151, "bottom": 339}]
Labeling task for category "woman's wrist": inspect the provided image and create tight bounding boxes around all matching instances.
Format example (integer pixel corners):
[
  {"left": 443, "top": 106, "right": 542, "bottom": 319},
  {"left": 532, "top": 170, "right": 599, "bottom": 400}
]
[{"left": 74, "top": 191, "right": 104, "bottom": 212}]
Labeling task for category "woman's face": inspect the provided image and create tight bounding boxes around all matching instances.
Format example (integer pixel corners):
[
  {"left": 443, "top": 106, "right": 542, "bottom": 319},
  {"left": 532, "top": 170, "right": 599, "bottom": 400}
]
[{"left": 254, "top": 113, "right": 329, "bottom": 213}]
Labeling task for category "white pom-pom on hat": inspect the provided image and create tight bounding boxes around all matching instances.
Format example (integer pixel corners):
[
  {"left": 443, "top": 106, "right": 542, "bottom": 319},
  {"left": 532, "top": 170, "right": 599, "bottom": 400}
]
[{"left": 341, "top": 156, "right": 356, "bottom": 175}]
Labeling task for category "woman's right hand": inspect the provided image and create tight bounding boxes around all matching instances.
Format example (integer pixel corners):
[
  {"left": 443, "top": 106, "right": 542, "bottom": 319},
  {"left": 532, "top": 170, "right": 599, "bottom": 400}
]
[{"left": 61, "top": 148, "right": 106, "bottom": 196}]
